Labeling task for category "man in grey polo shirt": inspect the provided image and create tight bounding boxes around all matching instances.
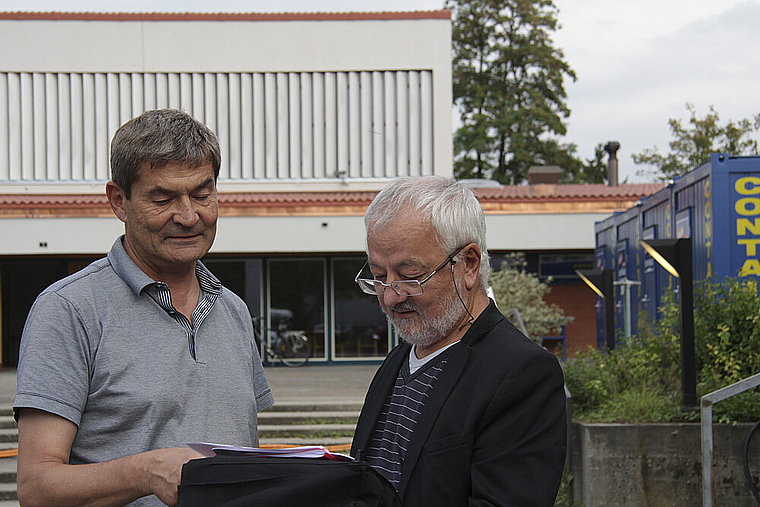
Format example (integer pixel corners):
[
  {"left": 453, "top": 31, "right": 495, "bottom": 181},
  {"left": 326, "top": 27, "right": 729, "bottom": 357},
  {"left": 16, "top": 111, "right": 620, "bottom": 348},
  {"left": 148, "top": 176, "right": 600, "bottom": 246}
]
[{"left": 14, "top": 109, "right": 274, "bottom": 507}]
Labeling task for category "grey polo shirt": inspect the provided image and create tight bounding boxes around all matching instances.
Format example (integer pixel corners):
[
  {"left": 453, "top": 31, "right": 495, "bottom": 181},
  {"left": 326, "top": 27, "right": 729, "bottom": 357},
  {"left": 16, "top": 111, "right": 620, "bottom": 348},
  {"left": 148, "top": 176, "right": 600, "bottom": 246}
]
[{"left": 15, "top": 237, "right": 273, "bottom": 505}]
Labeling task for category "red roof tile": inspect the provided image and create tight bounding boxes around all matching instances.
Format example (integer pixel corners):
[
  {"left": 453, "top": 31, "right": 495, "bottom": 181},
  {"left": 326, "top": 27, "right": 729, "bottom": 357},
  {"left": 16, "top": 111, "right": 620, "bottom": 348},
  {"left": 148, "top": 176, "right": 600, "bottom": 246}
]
[
  {"left": 0, "top": 183, "right": 663, "bottom": 211},
  {"left": 473, "top": 183, "right": 664, "bottom": 201}
]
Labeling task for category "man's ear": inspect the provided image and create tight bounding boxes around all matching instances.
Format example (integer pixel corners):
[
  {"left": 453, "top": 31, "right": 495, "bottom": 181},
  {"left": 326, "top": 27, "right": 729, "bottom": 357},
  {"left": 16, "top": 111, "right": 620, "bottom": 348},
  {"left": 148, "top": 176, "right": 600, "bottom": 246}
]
[
  {"left": 105, "top": 181, "right": 128, "bottom": 223},
  {"left": 463, "top": 243, "right": 482, "bottom": 290}
]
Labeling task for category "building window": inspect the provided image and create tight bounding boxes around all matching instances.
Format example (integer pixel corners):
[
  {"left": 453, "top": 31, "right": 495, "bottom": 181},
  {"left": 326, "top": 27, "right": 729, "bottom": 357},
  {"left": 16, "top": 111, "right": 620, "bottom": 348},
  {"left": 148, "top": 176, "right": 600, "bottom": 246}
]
[
  {"left": 332, "top": 258, "right": 389, "bottom": 359},
  {"left": 269, "top": 258, "right": 326, "bottom": 360}
]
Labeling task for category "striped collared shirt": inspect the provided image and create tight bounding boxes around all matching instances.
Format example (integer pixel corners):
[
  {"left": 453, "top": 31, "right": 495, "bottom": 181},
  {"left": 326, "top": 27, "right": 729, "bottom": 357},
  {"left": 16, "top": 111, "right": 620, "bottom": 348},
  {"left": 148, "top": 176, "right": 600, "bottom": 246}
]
[{"left": 143, "top": 263, "right": 222, "bottom": 360}]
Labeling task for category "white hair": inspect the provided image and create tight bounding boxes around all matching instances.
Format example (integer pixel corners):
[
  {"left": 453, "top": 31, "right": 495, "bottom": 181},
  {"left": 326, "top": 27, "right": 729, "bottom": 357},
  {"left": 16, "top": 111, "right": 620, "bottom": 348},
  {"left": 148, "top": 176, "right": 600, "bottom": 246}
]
[{"left": 364, "top": 176, "right": 491, "bottom": 291}]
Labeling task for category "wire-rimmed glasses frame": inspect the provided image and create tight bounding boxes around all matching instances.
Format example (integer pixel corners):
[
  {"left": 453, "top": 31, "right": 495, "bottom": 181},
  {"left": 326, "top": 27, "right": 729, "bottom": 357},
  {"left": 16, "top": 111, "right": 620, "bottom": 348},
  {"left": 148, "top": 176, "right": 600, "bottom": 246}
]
[{"left": 354, "top": 244, "right": 467, "bottom": 297}]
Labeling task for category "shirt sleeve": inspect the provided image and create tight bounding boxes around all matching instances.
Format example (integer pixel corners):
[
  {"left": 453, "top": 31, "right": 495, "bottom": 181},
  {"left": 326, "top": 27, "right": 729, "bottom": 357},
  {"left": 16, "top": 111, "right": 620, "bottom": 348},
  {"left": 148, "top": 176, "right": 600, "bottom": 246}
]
[{"left": 14, "top": 290, "right": 92, "bottom": 426}]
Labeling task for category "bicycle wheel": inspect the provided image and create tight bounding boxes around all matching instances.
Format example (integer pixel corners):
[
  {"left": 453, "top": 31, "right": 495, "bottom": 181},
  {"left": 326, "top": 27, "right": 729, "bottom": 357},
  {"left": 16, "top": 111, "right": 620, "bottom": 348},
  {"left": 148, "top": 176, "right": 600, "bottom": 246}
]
[{"left": 278, "top": 331, "right": 311, "bottom": 367}]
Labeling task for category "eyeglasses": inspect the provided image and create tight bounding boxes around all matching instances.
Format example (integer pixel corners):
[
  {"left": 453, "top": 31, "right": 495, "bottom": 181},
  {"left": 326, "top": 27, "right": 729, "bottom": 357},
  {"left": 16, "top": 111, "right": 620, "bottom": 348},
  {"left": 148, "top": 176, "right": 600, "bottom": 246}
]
[{"left": 354, "top": 245, "right": 467, "bottom": 297}]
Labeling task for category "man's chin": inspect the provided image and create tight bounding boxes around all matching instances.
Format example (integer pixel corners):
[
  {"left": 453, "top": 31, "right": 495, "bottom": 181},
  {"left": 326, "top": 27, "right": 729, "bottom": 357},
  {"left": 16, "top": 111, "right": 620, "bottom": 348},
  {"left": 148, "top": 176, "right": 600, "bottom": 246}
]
[{"left": 394, "top": 325, "right": 443, "bottom": 349}]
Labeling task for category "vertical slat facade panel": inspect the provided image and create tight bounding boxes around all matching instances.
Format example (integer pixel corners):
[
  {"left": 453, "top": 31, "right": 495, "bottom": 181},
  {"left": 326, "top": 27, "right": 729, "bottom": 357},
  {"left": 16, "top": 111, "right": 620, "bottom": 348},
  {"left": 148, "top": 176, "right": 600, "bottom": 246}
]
[
  {"left": 131, "top": 73, "right": 144, "bottom": 117},
  {"left": 58, "top": 73, "right": 72, "bottom": 181},
  {"left": 276, "top": 73, "right": 289, "bottom": 179},
  {"left": 421, "top": 71, "right": 433, "bottom": 175},
  {"left": 0, "top": 75, "right": 9, "bottom": 179},
  {"left": 227, "top": 73, "right": 241, "bottom": 180},
  {"left": 180, "top": 73, "right": 193, "bottom": 115},
  {"left": 45, "top": 74, "right": 59, "bottom": 180},
  {"left": 360, "top": 71, "right": 373, "bottom": 178},
  {"left": 119, "top": 73, "right": 132, "bottom": 126},
  {"left": 324, "top": 72, "right": 337, "bottom": 178},
  {"left": 8, "top": 73, "right": 21, "bottom": 180},
  {"left": 336, "top": 72, "right": 349, "bottom": 178},
  {"left": 348, "top": 72, "right": 361, "bottom": 178},
  {"left": 94, "top": 73, "right": 109, "bottom": 180},
  {"left": 203, "top": 73, "right": 216, "bottom": 144},
  {"left": 264, "top": 72, "right": 277, "bottom": 179},
  {"left": 288, "top": 73, "right": 301, "bottom": 179},
  {"left": 0, "top": 69, "right": 434, "bottom": 183},
  {"left": 384, "top": 71, "right": 397, "bottom": 177},
  {"left": 313, "top": 73, "right": 326, "bottom": 179},
  {"left": 300, "top": 73, "right": 313, "bottom": 179},
  {"left": 408, "top": 71, "right": 421, "bottom": 177},
  {"left": 144, "top": 73, "right": 156, "bottom": 112},
  {"left": 216, "top": 73, "right": 230, "bottom": 179},
  {"left": 33, "top": 73, "right": 47, "bottom": 180},
  {"left": 106, "top": 73, "right": 120, "bottom": 179},
  {"left": 82, "top": 73, "right": 97, "bottom": 180},
  {"left": 372, "top": 71, "right": 385, "bottom": 178},
  {"left": 240, "top": 72, "right": 254, "bottom": 179},
  {"left": 70, "top": 73, "right": 84, "bottom": 180},
  {"left": 21, "top": 73, "right": 34, "bottom": 180},
  {"left": 168, "top": 73, "right": 180, "bottom": 110},
  {"left": 396, "top": 72, "right": 409, "bottom": 176},
  {"left": 156, "top": 73, "right": 168, "bottom": 108},
  {"left": 252, "top": 73, "right": 266, "bottom": 179},
  {"left": 192, "top": 73, "right": 205, "bottom": 123}
]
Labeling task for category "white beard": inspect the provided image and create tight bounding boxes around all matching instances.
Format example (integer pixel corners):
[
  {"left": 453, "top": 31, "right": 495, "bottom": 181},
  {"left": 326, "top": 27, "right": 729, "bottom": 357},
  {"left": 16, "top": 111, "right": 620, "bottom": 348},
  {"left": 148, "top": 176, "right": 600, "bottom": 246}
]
[{"left": 382, "top": 278, "right": 467, "bottom": 349}]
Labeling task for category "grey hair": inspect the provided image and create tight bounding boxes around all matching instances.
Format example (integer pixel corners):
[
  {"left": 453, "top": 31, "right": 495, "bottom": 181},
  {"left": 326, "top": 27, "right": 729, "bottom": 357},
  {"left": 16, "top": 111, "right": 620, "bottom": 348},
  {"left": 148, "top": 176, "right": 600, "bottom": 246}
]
[
  {"left": 364, "top": 176, "right": 491, "bottom": 291},
  {"left": 110, "top": 109, "right": 221, "bottom": 198}
]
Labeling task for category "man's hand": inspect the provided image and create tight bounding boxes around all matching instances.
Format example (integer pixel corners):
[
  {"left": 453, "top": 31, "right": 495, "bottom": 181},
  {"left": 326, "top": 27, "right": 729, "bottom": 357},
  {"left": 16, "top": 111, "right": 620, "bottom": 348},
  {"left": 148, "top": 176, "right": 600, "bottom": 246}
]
[
  {"left": 17, "top": 408, "right": 203, "bottom": 506},
  {"left": 142, "top": 447, "right": 205, "bottom": 506}
]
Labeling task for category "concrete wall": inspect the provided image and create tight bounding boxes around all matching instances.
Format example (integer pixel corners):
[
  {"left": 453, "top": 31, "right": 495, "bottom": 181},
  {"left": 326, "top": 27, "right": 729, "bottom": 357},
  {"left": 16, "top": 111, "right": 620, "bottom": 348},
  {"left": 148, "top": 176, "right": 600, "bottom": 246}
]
[{"left": 570, "top": 422, "right": 760, "bottom": 506}]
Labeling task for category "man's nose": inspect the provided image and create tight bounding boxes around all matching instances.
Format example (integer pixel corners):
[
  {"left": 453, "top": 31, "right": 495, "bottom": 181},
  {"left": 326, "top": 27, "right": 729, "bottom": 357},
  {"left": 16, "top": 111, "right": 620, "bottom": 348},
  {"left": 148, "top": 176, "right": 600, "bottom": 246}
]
[
  {"left": 381, "top": 283, "right": 408, "bottom": 306},
  {"left": 173, "top": 196, "right": 198, "bottom": 227}
]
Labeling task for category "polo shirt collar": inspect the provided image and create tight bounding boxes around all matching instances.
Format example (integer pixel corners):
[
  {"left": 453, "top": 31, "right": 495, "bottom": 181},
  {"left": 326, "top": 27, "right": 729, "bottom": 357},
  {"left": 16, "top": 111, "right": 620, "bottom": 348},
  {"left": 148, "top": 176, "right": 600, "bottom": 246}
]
[{"left": 107, "top": 236, "right": 222, "bottom": 296}]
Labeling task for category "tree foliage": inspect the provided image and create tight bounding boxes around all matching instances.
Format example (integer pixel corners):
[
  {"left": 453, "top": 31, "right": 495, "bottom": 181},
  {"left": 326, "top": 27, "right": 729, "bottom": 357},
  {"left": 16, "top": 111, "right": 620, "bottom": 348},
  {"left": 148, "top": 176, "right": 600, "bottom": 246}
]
[
  {"left": 447, "top": 0, "right": 577, "bottom": 184},
  {"left": 632, "top": 103, "right": 760, "bottom": 180},
  {"left": 489, "top": 253, "right": 571, "bottom": 340},
  {"left": 559, "top": 143, "right": 608, "bottom": 184}
]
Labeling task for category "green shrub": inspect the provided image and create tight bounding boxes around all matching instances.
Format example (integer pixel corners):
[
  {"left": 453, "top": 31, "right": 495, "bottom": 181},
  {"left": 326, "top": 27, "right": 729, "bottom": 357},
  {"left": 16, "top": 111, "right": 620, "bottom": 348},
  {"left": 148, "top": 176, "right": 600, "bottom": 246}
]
[
  {"left": 490, "top": 253, "right": 572, "bottom": 340},
  {"left": 564, "top": 276, "right": 760, "bottom": 423}
]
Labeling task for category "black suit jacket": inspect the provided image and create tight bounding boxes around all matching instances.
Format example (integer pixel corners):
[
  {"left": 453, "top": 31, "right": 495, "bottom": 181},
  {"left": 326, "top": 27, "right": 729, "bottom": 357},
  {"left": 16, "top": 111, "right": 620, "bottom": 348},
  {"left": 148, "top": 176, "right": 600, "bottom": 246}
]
[{"left": 351, "top": 301, "right": 567, "bottom": 506}]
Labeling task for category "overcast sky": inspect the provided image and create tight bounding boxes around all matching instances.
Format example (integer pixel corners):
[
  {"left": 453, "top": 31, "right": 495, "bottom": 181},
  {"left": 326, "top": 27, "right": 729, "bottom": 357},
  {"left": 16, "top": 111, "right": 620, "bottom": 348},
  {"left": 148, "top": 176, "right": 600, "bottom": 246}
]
[{"left": 2, "top": 0, "right": 759, "bottom": 182}]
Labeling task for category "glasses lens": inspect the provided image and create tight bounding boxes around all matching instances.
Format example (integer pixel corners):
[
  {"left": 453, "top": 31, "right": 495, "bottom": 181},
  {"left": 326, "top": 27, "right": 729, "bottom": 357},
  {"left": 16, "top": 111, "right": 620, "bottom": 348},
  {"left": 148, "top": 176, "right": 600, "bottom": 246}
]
[
  {"left": 357, "top": 278, "right": 382, "bottom": 295},
  {"left": 391, "top": 281, "right": 423, "bottom": 296}
]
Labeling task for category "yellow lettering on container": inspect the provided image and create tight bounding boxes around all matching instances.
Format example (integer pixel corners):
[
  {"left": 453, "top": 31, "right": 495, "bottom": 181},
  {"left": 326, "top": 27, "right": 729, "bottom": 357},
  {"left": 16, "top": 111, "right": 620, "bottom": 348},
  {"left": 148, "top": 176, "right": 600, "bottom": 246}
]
[
  {"left": 740, "top": 259, "right": 760, "bottom": 277},
  {"left": 738, "top": 239, "right": 760, "bottom": 256},
  {"left": 735, "top": 197, "right": 760, "bottom": 216},
  {"left": 735, "top": 176, "right": 760, "bottom": 195},
  {"left": 737, "top": 218, "right": 760, "bottom": 236}
]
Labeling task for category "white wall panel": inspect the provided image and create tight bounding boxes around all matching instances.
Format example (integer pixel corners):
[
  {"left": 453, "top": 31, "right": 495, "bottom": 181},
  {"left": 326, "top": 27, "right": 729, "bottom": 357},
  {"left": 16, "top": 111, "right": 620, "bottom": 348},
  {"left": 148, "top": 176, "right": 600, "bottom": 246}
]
[
  {"left": 0, "top": 70, "right": 435, "bottom": 183},
  {"left": 0, "top": 212, "right": 609, "bottom": 256}
]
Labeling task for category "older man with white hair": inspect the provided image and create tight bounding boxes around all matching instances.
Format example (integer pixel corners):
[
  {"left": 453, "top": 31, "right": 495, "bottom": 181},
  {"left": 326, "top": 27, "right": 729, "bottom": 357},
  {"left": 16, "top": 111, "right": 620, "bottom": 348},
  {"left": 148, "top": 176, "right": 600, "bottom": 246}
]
[{"left": 351, "top": 176, "right": 566, "bottom": 506}]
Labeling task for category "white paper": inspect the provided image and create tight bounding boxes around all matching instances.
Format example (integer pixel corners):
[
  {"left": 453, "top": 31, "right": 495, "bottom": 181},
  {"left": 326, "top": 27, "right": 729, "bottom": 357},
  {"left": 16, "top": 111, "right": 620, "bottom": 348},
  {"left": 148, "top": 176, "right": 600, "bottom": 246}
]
[{"left": 187, "top": 442, "right": 354, "bottom": 461}]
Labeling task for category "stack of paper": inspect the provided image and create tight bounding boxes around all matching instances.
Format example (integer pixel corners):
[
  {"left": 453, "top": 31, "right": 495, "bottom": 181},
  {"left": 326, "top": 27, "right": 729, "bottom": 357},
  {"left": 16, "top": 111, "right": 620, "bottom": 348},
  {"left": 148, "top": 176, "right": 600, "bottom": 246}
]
[{"left": 187, "top": 442, "right": 354, "bottom": 461}]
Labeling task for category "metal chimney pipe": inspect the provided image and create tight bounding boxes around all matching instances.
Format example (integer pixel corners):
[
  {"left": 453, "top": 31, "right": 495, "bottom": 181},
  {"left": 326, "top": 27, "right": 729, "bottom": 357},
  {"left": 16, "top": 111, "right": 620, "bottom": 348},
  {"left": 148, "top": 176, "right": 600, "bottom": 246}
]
[{"left": 604, "top": 141, "right": 620, "bottom": 186}]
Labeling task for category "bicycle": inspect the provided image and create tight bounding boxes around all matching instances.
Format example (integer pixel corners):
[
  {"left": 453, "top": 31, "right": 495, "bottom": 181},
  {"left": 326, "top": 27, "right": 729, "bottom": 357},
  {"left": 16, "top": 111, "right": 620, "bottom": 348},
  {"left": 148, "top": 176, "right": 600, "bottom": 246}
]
[{"left": 252, "top": 315, "right": 311, "bottom": 367}]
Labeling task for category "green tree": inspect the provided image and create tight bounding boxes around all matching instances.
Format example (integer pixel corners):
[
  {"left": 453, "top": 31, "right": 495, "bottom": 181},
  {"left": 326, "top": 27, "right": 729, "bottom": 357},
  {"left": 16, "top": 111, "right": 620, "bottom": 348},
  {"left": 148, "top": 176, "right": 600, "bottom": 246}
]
[
  {"left": 489, "top": 253, "right": 571, "bottom": 340},
  {"left": 632, "top": 103, "right": 760, "bottom": 179},
  {"left": 447, "top": 0, "right": 577, "bottom": 184}
]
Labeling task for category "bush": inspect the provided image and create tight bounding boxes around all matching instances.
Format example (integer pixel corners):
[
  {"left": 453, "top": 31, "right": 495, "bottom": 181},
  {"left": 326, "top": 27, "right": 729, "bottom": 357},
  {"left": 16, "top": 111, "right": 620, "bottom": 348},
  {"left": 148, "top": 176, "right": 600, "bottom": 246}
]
[
  {"left": 490, "top": 253, "right": 572, "bottom": 341},
  {"left": 564, "top": 276, "right": 760, "bottom": 423}
]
